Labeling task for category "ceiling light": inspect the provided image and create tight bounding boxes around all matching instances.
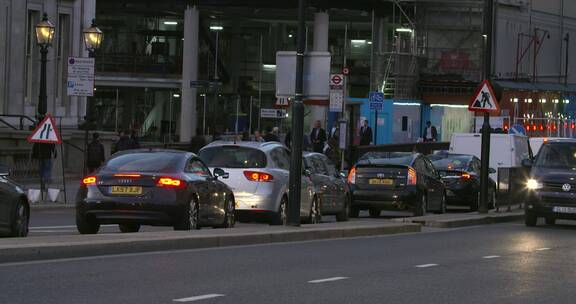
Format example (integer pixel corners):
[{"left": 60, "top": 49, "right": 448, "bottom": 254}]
[
  {"left": 164, "top": 21, "right": 178, "bottom": 25},
  {"left": 396, "top": 28, "right": 413, "bottom": 33},
  {"left": 210, "top": 25, "right": 224, "bottom": 31}
]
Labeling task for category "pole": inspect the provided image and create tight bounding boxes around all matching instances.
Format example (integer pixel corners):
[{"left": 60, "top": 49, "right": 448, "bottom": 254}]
[
  {"left": 249, "top": 96, "right": 253, "bottom": 134},
  {"left": 115, "top": 88, "right": 119, "bottom": 133},
  {"left": 58, "top": 118, "right": 67, "bottom": 204},
  {"left": 565, "top": 33, "right": 570, "bottom": 86},
  {"left": 168, "top": 91, "right": 173, "bottom": 143},
  {"left": 38, "top": 47, "right": 48, "bottom": 120},
  {"left": 257, "top": 34, "right": 263, "bottom": 132},
  {"left": 374, "top": 110, "right": 378, "bottom": 145},
  {"left": 235, "top": 95, "right": 240, "bottom": 135},
  {"left": 479, "top": 0, "right": 494, "bottom": 214},
  {"left": 203, "top": 94, "right": 207, "bottom": 135},
  {"left": 83, "top": 50, "right": 95, "bottom": 176},
  {"left": 288, "top": 0, "right": 306, "bottom": 227}
]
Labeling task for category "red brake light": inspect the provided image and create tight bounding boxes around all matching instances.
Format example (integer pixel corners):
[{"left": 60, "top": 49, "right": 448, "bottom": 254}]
[
  {"left": 82, "top": 176, "right": 97, "bottom": 186},
  {"left": 243, "top": 171, "right": 273, "bottom": 182},
  {"left": 348, "top": 167, "right": 356, "bottom": 184},
  {"left": 157, "top": 177, "right": 183, "bottom": 187},
  {"left": 407, "top": 167, "right": 417, "bottom": 185}
]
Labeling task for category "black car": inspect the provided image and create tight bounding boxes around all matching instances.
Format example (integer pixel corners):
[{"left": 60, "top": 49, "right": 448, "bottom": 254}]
[
  {"left": 523, "top": 139, "right": 576, "bottom": 226},
  {"left": 348, "top": 152, "right": 446, "bottom": 217},
  {"left": 304, "top": 152, "right": 350, "bottom": 221},
  {"left": 430, "top": 153, "right": 497, "bottom": 211},
  {"left": 0, "top": 165, "right": 29, "bottom": 237},
  {"left": 76, "top": 149, "right": 235, "bottom": 234}
]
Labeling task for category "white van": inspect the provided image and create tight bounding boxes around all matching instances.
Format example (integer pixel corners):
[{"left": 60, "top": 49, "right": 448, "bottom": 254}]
[{"left": 449, "top": 133, "right": 532, "bottom": 181}]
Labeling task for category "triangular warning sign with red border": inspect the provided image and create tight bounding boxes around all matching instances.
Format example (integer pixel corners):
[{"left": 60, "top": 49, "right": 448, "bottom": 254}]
[
  {"left": 27, "top": 114, "right": 62, "bottom": 144},
  {"left": 469, "top": 80, "right": 500, "bottom": 113}
]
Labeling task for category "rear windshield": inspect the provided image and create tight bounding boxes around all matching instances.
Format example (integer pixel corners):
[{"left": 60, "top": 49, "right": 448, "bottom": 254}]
[
  {"left": 199, "top": 146, "right": 267, "bottom": 168},
  {"left": 359, "top": 152, "right": 412, "bottom": 161},
  {"left": 102, "top": 153, "right": 183, "bottom": 173},
  {"left": 358, "top": 155, "right": 413, "bottom": 166},
  {"left": 432, "top": 156, "right": 470, "bottom": 170},
  {"left": 535, "top": 143, "right": 576, "bottom": 169}
]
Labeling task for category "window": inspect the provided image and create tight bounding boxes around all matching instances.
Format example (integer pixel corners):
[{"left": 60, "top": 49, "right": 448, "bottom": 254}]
[
  {"left": 323, "top": 157, "right": 339, "bottom": 177},
  {"left": 199, "top": 146, "right": 267, "bottom": 168},
  {"left": 186, "top": 158, "right": 211, "bottom": 178},
  {"left": 311, "top": 156, "right": 328, "bottom": 175},
  {"left": 270, "top": 148, "right": 291, "bottom": 170},
  {"left": 102, "top": 152, "right": 182, "bottom": 173}
]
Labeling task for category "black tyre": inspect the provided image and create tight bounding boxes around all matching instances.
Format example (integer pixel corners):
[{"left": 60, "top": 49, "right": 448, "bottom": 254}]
[
  {"left": 304, "top": 197, "right": 321, "bottom": 224},
  {"left": 10, "top": 200, "right": 29, "bottom": 237},
  {"left": 270, "top": 196, "right": 288, "bottom": 225},
  {"left": 525, "top": 212, "right": 538, "bottom": 227},
  {"left": 218, "top": 197, "right": 236, "bottom": 228},
  {"left": 119, "top": 223, "right": 140, "bottom": 233},
  {"left": 434, "top": 193, "right": 447, "bottom": 214},
  {"left": 545, "top": 217, "right": 556, "bottom": 225},
  {"left": 369, "top": 208, "right": 380, "bottom": 218},
  {"left": 335, "top": 196, "right": 350, "bottom": 222},
  {"left": 413, "top": 194, "right": 427, "bottom": 217},
  {"left": 174, "top": 197, "right": 200, "bottom": 230},
  {"left": 76, "top": 213, "right": 100, "bottom": 234}
]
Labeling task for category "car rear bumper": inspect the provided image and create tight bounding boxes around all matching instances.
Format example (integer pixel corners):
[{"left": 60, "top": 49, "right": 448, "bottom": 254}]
[
  {"left": 77, "top": 200, "right": 184, "bottom": 225},
  {"left": 234, "top": 193, "right": 278, "bottom": 212},
  {"left": 351, "top": 188, "right": 418, "bottom": 210}
]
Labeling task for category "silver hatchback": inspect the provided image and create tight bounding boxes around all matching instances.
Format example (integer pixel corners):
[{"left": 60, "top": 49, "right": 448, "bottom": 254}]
[{"left": 199, "top": 141, "right": 319, "bottom": 225}]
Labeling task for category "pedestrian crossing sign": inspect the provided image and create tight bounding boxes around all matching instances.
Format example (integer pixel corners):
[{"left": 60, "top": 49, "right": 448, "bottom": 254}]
[
  {"left": 468, "top": 80, "right": 500, "bottom": 113},
  {"left": 27, "top": 114, "right": 62, "bottom": 144}
]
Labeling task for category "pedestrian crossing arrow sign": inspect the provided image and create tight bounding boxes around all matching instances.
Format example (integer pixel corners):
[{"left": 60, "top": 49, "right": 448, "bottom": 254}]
[
  {"left": 27, "top": 114, "right": 62, "bottom": 144},
  {"left": 469, "top": 80, "right": 500, "bottom": 113}
]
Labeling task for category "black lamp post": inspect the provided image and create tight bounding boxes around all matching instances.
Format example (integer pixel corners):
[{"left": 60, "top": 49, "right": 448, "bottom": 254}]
[
  {"left": 82, "top": 20, "right": 103, "bottom": 175},
  {"left": 35, "top": 13, "right": 55, "bottom": 121}
]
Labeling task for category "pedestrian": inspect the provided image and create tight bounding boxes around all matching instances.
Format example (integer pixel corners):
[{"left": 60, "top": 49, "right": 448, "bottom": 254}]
[
  {"left": 87, "top": 132, "right": 105, "bottom": 173},
  {"left": 360, "top": 119, "right": 373, "bottom": 146},
  {"left": 253, "top": 131, "right": 264, "bottom": 142},
  {"left": 112, "top": 131, "right": 135, "bottom": 154},
  {"left": 32, "top": 142, "right": 57, "bottom": 196},
  {"left": 190, "top": 129, "right": 206, "bottom": 154},
  {"left": 130, "top": 130, "right": 140, "bottom": 149},
  {"left": 422, "top": 121, "right": 438, "bottom": 142},
  {"left": 263, "top": 126, "right": 279, "bottom": 142},
  {"left": 310, "top": 120, "right": 327, "bottom": 153}
]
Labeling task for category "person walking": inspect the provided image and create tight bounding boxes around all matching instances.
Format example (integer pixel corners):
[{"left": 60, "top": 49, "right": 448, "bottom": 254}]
[
  {"left": 359, "top": 120, "right": 373, "bottom": 146},
  {"left": 112, "top": 131, "right": 136, "bottom": 154},
  {"left": 310, "top": 120, "right": 327, "bottom": 153},
  {"left": 87, "top": 133, "right": 105, "bottom": 173},
  {"left": 422, "top": 121, "right": 438, "bottom": 142},
  {"left": 190, "top": 129, "right": 206, "bottom": 154},
  {"left": 253, "top": 131, "right": 264, "bottom": 142},
  {"left": 263, "top": 126, "right": 279, "bottom": 142},
  {"left": 32, "top": 142, "right": 57, "bottom": 197}
]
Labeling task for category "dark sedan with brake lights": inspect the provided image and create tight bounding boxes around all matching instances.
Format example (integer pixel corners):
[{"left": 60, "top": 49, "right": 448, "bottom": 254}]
[
  {"left": 348, "top": 152, "right": 446, "bottom": 217},
  {"left": 76, "top": 149, "right": 235, "bottom": 234},
  {"left": 523, "top": 139, "right": 576, "bottom": 226}
]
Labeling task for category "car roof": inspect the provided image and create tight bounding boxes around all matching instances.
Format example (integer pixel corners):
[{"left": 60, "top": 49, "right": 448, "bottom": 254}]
[
  {"left": 431, "top": 153, "right": 475, "bottom": 160},
  {"left": 203, "top": 140, "right": 285, "bottom": 151},
  {"left": 543, "top": 138, "right": 576, "bottom": 144},
  {"left": 112, "top": 148, "right": 195, "bottom": 157}
]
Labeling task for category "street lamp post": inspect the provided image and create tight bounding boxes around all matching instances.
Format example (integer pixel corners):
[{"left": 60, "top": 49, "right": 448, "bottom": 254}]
[
  {"left": 35, "top": 13, "right": 55, "bottom": 121},
  {"left": 82, "top": 20, "right": 103, "bottom": 175}
]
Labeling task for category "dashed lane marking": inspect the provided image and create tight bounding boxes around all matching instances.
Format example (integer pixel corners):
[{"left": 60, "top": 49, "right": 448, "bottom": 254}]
[
  {"left": 173, "top": 294, "right": 225, "bottom": 302},
  {"left": 308, "top": 277, "right": 349, "bottom": 283},
  {"left": 415, "top": 264, "right": 438, "bottom": 268},
  {"left": 482, "top": 255, "right": 501, "bottom": 259},
  {"left": 536, "top": 247, "right": 551, "bottom": 251}
]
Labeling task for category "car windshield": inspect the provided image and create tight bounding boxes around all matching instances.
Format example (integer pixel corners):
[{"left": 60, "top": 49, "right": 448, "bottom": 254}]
[
  {"left": 199, "top": 146, "right": 267, "bottom": 168},
  {"left": 102, "top": 152, "right": 183, "bottom": 173},
  {"left": 432, "top": 156, "right": 470, "bottom": 170},
  {"left": 535, "top": 143, "right": 576, "bottom": 169}
]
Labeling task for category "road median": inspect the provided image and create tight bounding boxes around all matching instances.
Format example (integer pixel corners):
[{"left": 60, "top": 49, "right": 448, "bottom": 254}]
[
  {"left": 391, "top": 210, "right": 524, "bottom": 228},
  {"left": 0, "top": 221, "right": 420, "bottom": 263}
]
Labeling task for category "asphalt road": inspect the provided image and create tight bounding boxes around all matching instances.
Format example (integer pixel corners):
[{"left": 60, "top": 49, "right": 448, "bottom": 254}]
[{"left": 2, "top": 222, "right": 576, "bottom": 304}]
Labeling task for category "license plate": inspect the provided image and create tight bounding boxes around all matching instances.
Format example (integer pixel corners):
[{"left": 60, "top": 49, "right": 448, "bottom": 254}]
[
  {"left": 369, "top": 178, "right": 394, "bottom": 185},
  {"left": 553, "top": 206, "right": 576, "bottom": 214},
  {"left": 110, "top": 186, "right": 142, "bottom": 195}
]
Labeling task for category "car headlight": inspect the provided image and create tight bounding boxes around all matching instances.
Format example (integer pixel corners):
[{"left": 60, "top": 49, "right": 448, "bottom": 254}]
[{"left": 526, "top": 179, "right": 543, "bottom": 190}]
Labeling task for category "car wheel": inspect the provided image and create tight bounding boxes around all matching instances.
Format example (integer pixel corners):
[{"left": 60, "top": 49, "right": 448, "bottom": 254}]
[
  {"left": 270, "top": 196, "right": 288, "bottom": 225},
  {"left": 220, "top": 196, "right": 236, "bottom": 228},
  {"left": 369, "top": 208, "right": 380, "bottom": 218},
  {"left": 545, "top": 217, "right": 556, "bottom": 225},
  {"left": 119, "top": 224, "right": 140, "bottom": 233},
  {"left": 336, "top": 196, "right": 350, "bottom": 222},
  {"left": 434, "top": 193, "right": 447, "bottom": 214},
  {"left": 305, "top": 197, "right": 321, "bottom": 224},
  {"left": 10, "top": 200, "right": 29, "bottom": 237},
  {"left": 525, "top": 212, "right": 538, "bottom": 227},
  {"left": 413, "top": 194, "right": 427, "bottom": 217},
  {"left": 174, "top": 197, "right": 200, "bottom": 231},
  {"left": 76, "top": 213, "right": 100, "bottom": 234}
]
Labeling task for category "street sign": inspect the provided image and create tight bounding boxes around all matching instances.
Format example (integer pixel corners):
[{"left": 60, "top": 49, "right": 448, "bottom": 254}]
[
  {"left": 369, "top": 92, "right": 384, "bottom": 111},
  {"left": 329, "top": 91, "right": 344, "bottom": 112},
  {"left": 276, "top": 97, "right": 290, "bottom": 107},
  {"left": 67, "top": 57, "right": 95, "bottom": 97},
  {"left": 260, "top": 108, "right": 287, "bottom": 119},
  {"left": 469, "top": 80, "right": 500, "bottom": 112},
  {"left": 509, "top": 124, "right": 527, "bottom": 135},
  {"left": 342, "top": 67, "right": 350, "bottom": 75},
  {"left": 330, "top": 74, "right": 343, "bottom": 86},
  {"left": 27, "top": 114, "right": 62, "bottom": 144},
  {"left": 276, "top": 51, "right": 331, "bottom": 100}
]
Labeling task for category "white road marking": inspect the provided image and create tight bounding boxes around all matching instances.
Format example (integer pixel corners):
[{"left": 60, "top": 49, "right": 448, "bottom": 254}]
[
  {"left": 415, "top": 264, "right": 438, "bottom": 268},
  {"left": 536, "top": 247, "right": 551, "bottom": 251},
  {"left": 173, "top": 294, "right": 225, "bottom": 302},
  {"left": 482, "top": 255, "right": 501, "bottom": 259},
  {"left": 308, "top": 277, "right": 349, "bottom": 284}
]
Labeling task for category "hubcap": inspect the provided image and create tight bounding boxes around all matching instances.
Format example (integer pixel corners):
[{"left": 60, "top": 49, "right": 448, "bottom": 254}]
[
  {"left": 190, "top": 200, "right": 198, "bottom": 228},
  {"left": 227, "top": 200, "right": 235, "bottom": 227},
  {"left": 280, "top": 201, "right": 287, "bottom": 225},
  {"left": 311, "top": 199, "right": 319, "bottom": 223}
]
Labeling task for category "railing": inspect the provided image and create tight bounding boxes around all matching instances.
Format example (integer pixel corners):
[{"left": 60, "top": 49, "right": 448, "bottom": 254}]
[
  {"left": 96, "top": 54, "right": 182, "bottom": 76},
  {"left": 0, "top": 115, "right": 36, "bottom": 130}
]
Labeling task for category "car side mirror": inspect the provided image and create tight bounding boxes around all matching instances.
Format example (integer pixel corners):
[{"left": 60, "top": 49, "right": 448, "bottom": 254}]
[
  {"left": 213, "top": 168, "right": 229, "bottom": 179},
  {"left": 489, "top": 168, "right": 497, "bottom": 174},
  {"left": 521, "top": 159, "right": 533, "bottom": 168}
]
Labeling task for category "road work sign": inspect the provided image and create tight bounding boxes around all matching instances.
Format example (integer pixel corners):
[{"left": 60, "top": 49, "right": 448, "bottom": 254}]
[{"left": 469, "top": 80, "right": 500, "bottom": 113}]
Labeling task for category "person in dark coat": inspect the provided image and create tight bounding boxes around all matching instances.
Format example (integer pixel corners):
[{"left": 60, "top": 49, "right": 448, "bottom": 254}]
[
  {"left": 87, "top": 132, "right": 105, "bottom": 173},
  {"left": 359, "top": 119, "right": 373, "bottom": 146},
  {"left": 32, "top": 142, "right": 57, "bottom": 193},
  {"left": 190, "top": 129, "right": 207, "bottom": 154},
  {"left": 422, "top": 121, "right": 438, "bottom": 142},
  {"left": 112, "top": 131, "right": 136, "bottom": 154},
  {"left": 310, "top": 120, "right": 327, "bottom": 153},
  {"left": 263, "top": 126, "right": 279, "bottom": 142}
]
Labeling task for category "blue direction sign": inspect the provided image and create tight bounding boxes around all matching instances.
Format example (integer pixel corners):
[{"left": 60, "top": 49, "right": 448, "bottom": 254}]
[
  {"left": 369, "top": 92, "right": 384, "bottom": 111},
  {"left": 509, "top": 124, "right": 526, "bottom": 136}
]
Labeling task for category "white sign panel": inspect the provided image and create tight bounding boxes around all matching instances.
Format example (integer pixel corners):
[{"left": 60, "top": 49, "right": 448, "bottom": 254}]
[
  {"left": 275, "top": 51, "right": 331, "bottom": 100},
  {"left": 67, "top": 57, "right": 95, "bottom": 97},
  {"left": 329, "top": 91, "right": 344, "bottom": 113},
  {"left": 260, "top": 108, "right": 287, "bottom": 119}
]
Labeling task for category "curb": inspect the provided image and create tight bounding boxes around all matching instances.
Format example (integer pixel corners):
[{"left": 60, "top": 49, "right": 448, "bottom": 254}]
[
  {"left": 0, "top": 223, "right": 420, "bottom": 263},
  {"left": 402, "top": 213, "right": 524, "bottom": 228},
  {"left": 30, "top": 203, "right": 75, "bottom": 210}
]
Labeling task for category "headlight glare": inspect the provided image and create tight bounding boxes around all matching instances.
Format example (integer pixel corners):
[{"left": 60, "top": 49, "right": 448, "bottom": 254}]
[{"left": 526, "top": 179, "right": 543, "bottom": 190}]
